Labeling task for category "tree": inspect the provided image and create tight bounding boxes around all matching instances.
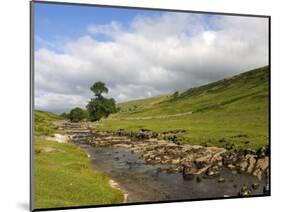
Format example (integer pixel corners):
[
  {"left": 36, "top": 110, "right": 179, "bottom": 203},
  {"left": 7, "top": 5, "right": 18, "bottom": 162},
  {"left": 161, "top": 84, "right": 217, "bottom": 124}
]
[
  {"left": 69, "top": 107, "right": 86, "bottom": 122},
  {"left": 90, "top": 81, "right": 108, "bottom": 98},
  {"left": 87, "top": 82, "right": 117, "bottom": 121}
]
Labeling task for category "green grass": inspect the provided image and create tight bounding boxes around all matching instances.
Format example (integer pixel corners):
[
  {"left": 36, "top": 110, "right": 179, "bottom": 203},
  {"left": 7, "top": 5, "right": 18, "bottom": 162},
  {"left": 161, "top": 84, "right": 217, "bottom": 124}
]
[
  {"left": 98, "top": 66, "right": 269, "bottom": 150},
  {"left": 34, "top": 110, "right": 64, "bottom": 136},
  {"left": 34, "top": 138, "right": 123, "bottom": 209}
]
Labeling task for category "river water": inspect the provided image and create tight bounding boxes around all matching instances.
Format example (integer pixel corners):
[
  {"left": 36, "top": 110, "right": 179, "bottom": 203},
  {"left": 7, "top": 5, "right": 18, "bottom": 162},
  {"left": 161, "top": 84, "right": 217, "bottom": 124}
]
[{"left": 79, "top": 144, "right": 266, "bottom": 203}]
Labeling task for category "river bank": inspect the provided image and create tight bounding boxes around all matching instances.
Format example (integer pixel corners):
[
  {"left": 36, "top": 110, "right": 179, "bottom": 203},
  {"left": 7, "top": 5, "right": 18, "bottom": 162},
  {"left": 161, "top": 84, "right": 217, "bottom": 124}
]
[{"left": 34, "top": 137, "right": 124, "bottom": 209}]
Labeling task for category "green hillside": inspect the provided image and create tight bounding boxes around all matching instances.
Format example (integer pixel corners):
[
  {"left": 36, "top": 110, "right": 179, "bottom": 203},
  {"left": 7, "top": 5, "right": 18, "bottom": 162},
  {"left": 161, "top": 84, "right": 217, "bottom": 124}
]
[
  {"left": 34, "top": 110, "right": 64, "bottom": 136},
  {"left": 98, "top": 66, "right": 269, "bottom": 150}
]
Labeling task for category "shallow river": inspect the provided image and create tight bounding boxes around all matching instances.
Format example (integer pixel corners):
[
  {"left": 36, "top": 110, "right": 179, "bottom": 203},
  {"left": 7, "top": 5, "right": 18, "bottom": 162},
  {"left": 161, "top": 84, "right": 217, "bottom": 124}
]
[{"left": 79, "top": 144, "right": 266, "bottom": 203}]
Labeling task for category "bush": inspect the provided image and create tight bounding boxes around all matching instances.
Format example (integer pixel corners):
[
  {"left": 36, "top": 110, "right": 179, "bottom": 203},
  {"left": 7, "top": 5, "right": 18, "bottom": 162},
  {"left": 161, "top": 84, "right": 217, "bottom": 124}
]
[{"left": 69, "top": 107, "right": 86, "bottom": 122}]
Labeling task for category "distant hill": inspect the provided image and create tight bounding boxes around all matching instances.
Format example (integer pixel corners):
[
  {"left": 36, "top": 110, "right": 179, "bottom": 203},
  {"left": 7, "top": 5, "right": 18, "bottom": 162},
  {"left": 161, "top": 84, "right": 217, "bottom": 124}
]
[
  {"left": 116, "top": 66, "right": 269, "bottom": 118},
  {"left": 99, "top": 66, "right": 269, "bottom": 150}
]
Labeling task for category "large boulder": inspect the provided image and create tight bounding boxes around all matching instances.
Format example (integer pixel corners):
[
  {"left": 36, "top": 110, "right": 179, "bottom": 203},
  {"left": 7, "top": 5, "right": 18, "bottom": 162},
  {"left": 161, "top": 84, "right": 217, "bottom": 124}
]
[
  {"left": 253, "top": 157, "right": 269, "bottom": 180},
  {"left": 247, "top": 155, "right": 257, "bottom": 173}
]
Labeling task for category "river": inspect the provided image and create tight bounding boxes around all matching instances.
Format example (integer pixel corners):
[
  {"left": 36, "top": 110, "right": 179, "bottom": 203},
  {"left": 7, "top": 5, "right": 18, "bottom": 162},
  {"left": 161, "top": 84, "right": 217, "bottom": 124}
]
[{"left": 78, "top": 144, "right": 266, "bottom": 203}]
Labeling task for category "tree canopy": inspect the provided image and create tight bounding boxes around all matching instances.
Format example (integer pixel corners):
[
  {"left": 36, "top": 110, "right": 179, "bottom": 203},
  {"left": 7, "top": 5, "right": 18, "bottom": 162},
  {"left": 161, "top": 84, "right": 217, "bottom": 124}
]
[
  {"left": 87, "top": 82, "right": 117, "bottom": 121},
  {"left": 90, "top": 81, "right": 108, "bottom": 98},
  {"left": 69, "top": 107, "right": 86, "bottom": 122}
]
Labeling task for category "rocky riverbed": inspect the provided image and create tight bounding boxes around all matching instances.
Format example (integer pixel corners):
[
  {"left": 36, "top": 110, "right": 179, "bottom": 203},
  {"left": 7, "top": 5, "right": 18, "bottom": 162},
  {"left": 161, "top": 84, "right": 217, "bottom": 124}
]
[{"left": 54, "top": 121, "right": 270, "bottom": 199}]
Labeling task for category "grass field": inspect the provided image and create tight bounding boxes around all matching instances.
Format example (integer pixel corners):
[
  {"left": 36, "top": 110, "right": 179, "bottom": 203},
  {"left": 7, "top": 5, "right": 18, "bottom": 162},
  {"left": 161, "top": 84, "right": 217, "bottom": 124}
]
[
  {"left": 34, "top": 111, "right": 123, "bottom": 209},
  {"left": 97, "top": 66, "right": 269, "bottom": 150}
]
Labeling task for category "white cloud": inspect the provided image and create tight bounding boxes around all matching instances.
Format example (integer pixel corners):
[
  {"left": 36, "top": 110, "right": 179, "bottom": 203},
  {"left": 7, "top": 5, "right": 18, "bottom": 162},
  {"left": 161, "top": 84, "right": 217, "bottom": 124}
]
[
  {"left": 35, "top": 12, "right": 269, "bottom": 113},
  {"left": 88, "top": 21, "right": 122, "bottom": 37}
]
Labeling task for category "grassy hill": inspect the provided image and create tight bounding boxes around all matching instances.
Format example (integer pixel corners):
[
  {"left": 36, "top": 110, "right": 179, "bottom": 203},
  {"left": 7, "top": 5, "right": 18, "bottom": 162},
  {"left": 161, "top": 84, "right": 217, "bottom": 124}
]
[
  {"left": 98, "top": 66, "right": 269, "bottom": 150},
  {"left": 34, "top": 110, "right": 64, "bottom": 136}
]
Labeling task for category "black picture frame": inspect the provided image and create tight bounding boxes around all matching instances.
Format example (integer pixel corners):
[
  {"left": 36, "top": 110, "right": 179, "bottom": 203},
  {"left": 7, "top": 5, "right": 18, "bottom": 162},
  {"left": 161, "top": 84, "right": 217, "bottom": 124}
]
[{"left": 30, "top": 1, "right": 271, "bottom": 211}]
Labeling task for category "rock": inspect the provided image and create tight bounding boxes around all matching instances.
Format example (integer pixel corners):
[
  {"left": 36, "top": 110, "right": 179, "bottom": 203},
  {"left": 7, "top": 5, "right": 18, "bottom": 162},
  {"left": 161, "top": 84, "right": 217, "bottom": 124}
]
[
  {"left": 218, "top": 161, "right": 223, "bottom": 167},
  {"left": 182, "top": 164, "right": 196, "bottom": 180},
  {"left": 46, "top": 133, "right": 69, "bottom": 143},
  {"left": 237, "top": 159, "right": 248, "bottom": 172},
  {"left": 194, "top": 159, "right": 208, "bottom": 169},
  {"left": 223, "top": 154, "right": 235, "bottom": 165},
  {"left": 134, "top": 130, "right": 156, "bottom": 139},
  {"left": 171, "top": 158, "right": 181, "bottom": 165},
  {"left": 218, "top": 176, "right": 225, "bottom": 183},
  {"left": 114, "top": 144, "right": 131, "bottom": 148},
  {"left": 253, "top": 157, "right": 269, "bottom": 180},
  {"left": 239, "top": 186, "right": 252, "bottom": 196},
  {"left": 175, "top": 166, "right": 183, "bottom": 172},
  {"left": 164, "top": 134, "right": 178, "bottom": 142},
  {"left": 227, "top": 164, "right": 236, "bottom": 170},
  {"left": 247, "top": 155, "right": 257, "bottom": 173},
  {"left": 142, "top": 152, "right": 155, "bottom": 160},
  {"left": 251, "top": 183, "right": 260, "bottom": 190},
  {"left": 206, "top": 165, "right": 220, "bottom": 177},
  {"left": 163, "top": 155, "right": 171, "bottom": 160}
]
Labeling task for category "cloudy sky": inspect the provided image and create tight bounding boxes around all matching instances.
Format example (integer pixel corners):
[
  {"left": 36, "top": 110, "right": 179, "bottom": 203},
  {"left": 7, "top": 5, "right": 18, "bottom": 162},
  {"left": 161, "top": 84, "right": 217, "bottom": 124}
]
[{"left": 34, "top": 3, "right": 269, "bottom": 113}]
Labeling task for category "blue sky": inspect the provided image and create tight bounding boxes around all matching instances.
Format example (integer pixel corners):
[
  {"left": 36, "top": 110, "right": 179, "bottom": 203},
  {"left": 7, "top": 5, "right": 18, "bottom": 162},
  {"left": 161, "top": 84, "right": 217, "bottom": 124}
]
[{"left": 34, "top": 2, "right": 164, "bottom": 50}]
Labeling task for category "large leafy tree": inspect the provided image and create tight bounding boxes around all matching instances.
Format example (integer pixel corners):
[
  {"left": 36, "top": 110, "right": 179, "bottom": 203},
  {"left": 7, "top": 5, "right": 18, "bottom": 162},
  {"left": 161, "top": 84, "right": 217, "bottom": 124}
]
[{"left": 87, "top": 82, "right": 117, "bottom": 121}]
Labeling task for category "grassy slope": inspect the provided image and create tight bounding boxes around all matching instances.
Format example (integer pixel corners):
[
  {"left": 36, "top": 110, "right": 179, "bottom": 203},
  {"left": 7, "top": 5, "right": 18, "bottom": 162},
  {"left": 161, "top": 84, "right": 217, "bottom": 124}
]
[
  {"left": 34, "top": 110, "right": 64, "bottom": 136},
  {"left": 34, "top": 111, "right": 123, "bottom": 209},
  {"left": 98, "top": 66, "right": 269, "bottom": 150}
]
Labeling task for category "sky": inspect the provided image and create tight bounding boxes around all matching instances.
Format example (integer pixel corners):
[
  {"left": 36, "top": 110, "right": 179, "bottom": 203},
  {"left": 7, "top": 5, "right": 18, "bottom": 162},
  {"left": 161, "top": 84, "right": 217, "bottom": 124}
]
[{"left": 34, "top": 2, "right": 269, "bottom": 113}]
